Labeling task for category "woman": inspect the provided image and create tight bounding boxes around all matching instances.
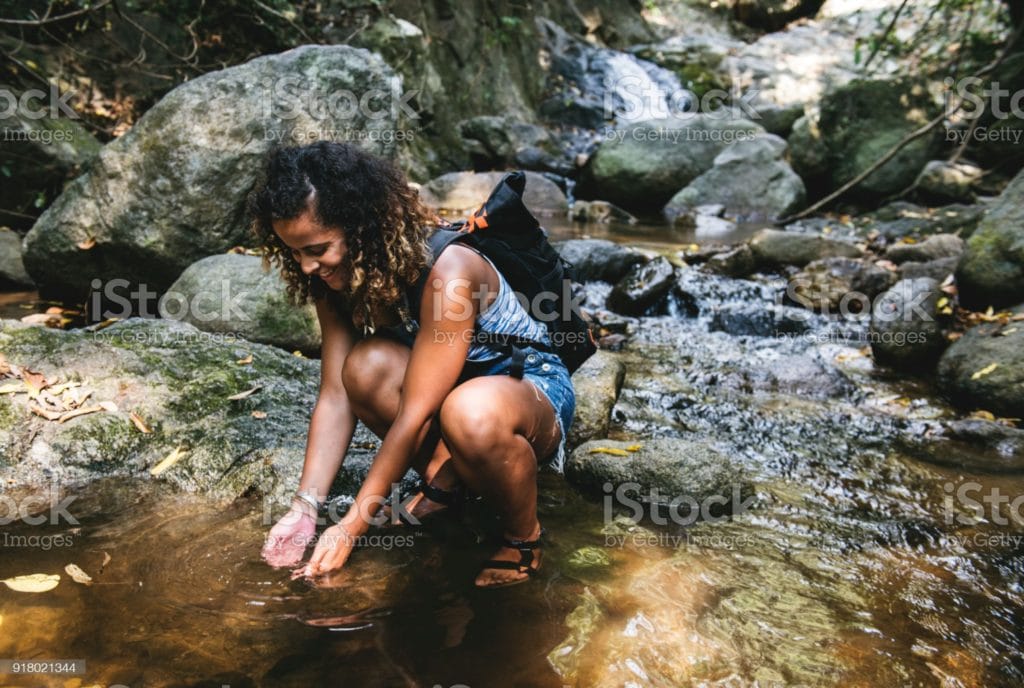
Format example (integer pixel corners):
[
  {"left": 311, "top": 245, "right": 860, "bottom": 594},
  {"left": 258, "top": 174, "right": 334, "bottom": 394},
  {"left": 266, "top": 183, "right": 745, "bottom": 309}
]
[{"left": 252, "top": 141, "right": 575, "bottom": 588}]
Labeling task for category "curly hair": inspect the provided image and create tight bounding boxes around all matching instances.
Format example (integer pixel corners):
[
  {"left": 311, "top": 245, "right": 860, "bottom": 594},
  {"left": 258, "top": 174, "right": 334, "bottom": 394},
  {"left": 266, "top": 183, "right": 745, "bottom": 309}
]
[{"left": 248, "top": 142, "right": 435, "bottom": 331}]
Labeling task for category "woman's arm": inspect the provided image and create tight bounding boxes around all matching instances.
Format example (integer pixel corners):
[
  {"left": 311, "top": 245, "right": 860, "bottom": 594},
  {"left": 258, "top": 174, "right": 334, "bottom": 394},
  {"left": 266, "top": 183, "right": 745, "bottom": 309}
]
[
  {"left": 301, "top": 247, "right": 483, "bottom": 575},
  {"left": 295, "top": 295, "right": 361, "bottom": 507}
]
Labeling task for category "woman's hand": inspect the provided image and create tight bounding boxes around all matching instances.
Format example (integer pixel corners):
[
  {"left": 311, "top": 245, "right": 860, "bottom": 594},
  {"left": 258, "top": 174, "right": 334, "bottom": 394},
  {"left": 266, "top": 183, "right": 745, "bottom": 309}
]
[
  {"left": 291, "top": 520, "right": 361, "bottom": 578},
  {"left": 261, "top": 505, "right": 317, "bottom": 568}
]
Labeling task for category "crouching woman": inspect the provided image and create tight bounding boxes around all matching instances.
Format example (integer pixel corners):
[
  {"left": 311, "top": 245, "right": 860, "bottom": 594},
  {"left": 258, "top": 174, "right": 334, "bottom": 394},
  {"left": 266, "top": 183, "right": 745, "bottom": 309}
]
[{"left": 251, "top": 141, "right": 575, "bottom": 588}]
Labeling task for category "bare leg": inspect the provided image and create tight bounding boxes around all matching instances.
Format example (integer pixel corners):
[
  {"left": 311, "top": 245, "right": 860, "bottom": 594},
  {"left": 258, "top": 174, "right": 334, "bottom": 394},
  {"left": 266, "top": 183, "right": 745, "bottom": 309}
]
[{"left": 439, "top": 376, "right": 561, "bottom": 586}]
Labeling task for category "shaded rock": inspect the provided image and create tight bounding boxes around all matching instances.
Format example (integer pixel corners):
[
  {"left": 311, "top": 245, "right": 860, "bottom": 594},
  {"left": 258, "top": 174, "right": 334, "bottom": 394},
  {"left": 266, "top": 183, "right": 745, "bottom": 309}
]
[
  {"left": 900, "top": 256, "right": 959, "bottom": 283},
  {"left": 581, "top": 115, "right": 764, "bottom": 211},
  {"left": 566, "top": 438, "right": 754, "bottom": 513},
  {"left": 852, "top": 261, "right": 900, "bottom": 300},
  {"left": 569, "top": 200, "right": 638, "bottom": 224},
  {"left": 418, "top": 170, "right": 568, "bottom": 216},
  {"left": 664, "top": 133, "right": 806, "bottom": 221},
  {"left": 884, "top": 234, "right": 964, "bottom": 264},
  {"left": 755, "top": 102, "right": 805, "bottom": 137},
  {"left": 568, "top": 351, "right": 626, "bottom": 447},
  {"left": 0, "top": 228, "right": 33, "bottom": 289},
  {"left": 165, "top": 254, "right": 320, "bottom": 353},
  {"left": 554, "top": 239, "right": 647, "bottom": 283},
  {"left": 870, "top": 278, "right": 946, "bottom": 371},
  {"left": 458, "top": 115, "right": 558, "bottom": 170},
  {"left": 22, "top": 45, "right": 399, "bottom": 304},
  {"left": 732, "top": 0, "right": 827, "bottom": 32},
  {"left": 607, "top": 257, "right": 676, "bottom": 316},
  {"left": 937, "top": 304, "right": 1024, "bottom": 418},
  {"left": 748, "top": 229, "right": 863, "bottom": 269},
  {"left": 914, "top": 160, "right": 982, "bottom": 202},
  {"left": 705, "top": 244, "right": 757, "bottom": 278},
  {"left": 862, "top": 202, "right": 986, "bottom": 240},
  {"left": 896, "top": 419, "right": 1024, "bottom": 473},
  {"left": 817, "top": 78, "right": 939, "bottom": 197},
  {"left": 0, "top": 317, "right": 384, "bottom": 508},
  {"left": 0, "top": 97, "right": 101, "bottom": 231},
  {"left": 788, "top": 113, "right": 829, "bottom": 186},
  {"left": 709, "top": 302, "right": 815, "bottom": 337},
  {"left": 956, "top": 169, "right": 1024, "bottom": 309}
]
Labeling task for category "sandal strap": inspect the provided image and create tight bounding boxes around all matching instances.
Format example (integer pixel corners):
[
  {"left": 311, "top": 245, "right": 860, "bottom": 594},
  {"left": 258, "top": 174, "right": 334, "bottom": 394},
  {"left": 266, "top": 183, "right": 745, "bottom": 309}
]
[
  {"left": 501, "top": 527, "right": 546, "bottom": 550},
  {"left": 418, "top": 480, "right": 464, "bottom": 506},
  {"left": 480, "top": 558, "right": 539, "bottom": 575}
]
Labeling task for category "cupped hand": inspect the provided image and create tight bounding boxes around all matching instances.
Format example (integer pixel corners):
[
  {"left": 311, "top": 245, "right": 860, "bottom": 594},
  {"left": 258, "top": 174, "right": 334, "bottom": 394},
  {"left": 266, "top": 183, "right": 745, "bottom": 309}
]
[
  {"left": 291, "top": 521, "right": 359, "bottom": 578},
  {"left": 261, "top": 507, "right": 317, "bottom": 568}
]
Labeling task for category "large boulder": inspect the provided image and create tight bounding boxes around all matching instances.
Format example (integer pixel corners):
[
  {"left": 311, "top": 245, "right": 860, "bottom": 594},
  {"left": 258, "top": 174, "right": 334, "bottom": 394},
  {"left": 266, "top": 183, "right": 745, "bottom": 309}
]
[
  {"left": 664, "top": 133, "right": 806, "bottom": 221},
  {"left": 568, "top": 351, "right": 626, "bottom": 447},
  {"left": 565, "top": 438, "right": 754, "bottom": 515},
  {"left": 0, "top": 318, "right": 384, "bottom": 509},
  {"left": 164, "top": 253, "right": 320, "bottom": 353},
  {"left": 937, "top": 304, "right": 1024, "bottom": 418},
  {"left": 22, "top": 45, "right": 401, "bottom": 303},
  {"left": 580, "top": 115, "right": 764, "bottom": 211},
  {"left": 0, "top": 95, "right": 101, "bottom": 231},
  {"left": 748, "top": 229, "right": 864, "bottom": 270},
  {"left": 0, "top": 227, "right": 33, "bottom": 289},
  {"left": 869, "top": 278, "right": 947, "bottom": 371},
  {"left": 815, "top": 78, "right": 939, "bottom": 198},
  {"left": 417, "top": 170, "right": 568, "bottom": 216},
  {"left": 956, "top": 169, "right": 1024, "bottom": 309},
  {"left": 554, "top": 239, "right": 647, "bottom": 283}
]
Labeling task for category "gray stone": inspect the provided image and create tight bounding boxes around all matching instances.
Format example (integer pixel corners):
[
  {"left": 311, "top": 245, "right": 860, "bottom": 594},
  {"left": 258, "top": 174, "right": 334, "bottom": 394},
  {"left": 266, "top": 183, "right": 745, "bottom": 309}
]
[
  {"left": 22, "top": 45, "right": 400, "bottom": 303},
  {"left": 915, "top": 160, "right": 982, "bottom": 202},
  {"left": 884, "top": 234, "right": 965, "bottom": 264},
  {"left": 0, "top": 228, "right": 33, "bottom": 288},
  {"left": 555, "top": 239, "right": 647, "bottom": 283},
  {"left": 569, "top": 200, "right": 638, "bottom": 225},
  {"left": 418, "top": 170, "right": 568, "bottom": 216},
  {"left": 748, "top": 229, "right": 864, "bottom": 269},
  {"left": 705, "top": 244, "right": 757, "bottom": 278},
  {"left": 900, "top": 256, "right": 959, "bottom": 283},
  {"left": 937, "top": 304, "right": 1024, "bottom": 418},
  {"left": 607, "top": 257, "right": 676, "bottom": 316},
  {"left": 870, "top": 278, "right": 947, "bottom": 371},
  {"left": 956, "top": 169, "right": 1024, "bottom": 309},
  {"left": 165, "top": 253, "right": 320, "bottom": 353},
  {"left": 568, "top": 351, "right": 626, "bottom": 447}
]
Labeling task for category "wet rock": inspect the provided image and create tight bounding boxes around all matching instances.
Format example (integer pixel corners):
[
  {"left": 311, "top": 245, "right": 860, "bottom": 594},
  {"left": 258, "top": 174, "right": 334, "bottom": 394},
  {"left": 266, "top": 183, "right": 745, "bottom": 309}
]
[
  {"left": 815, "top": 78, "right": 939, "bottom": 197},
  {"left": 956, "top": 168, "right": 1024, "bottom": 309},
  {"left": 862, "top": 202, "right": 986, "bottom": 240},
  {"left": 0, "top": 317, "right": 382, "bottom": 506},
  {"left": 884, "top": 234, "right": 965, "bottom": 264},
  {"left": 853, "top": 261, "right": 900, "bottom": 300},
  {"left": 0, "top": 228, "right": 33, "bottom": 289},
  {"left": 165, "top": 253, "right": 320, "bottom": 353},
  {"left": 566, "top": 438, "right": 754, "bottom": 511},
  {"left": 21, "top": 45, "right": 399, "bottom": 304},
  {"left": 709, "top": 302, "right": 815, "bottom": 337},
  {"left": 569, "top": 200, "right": 638, "bottom": 225},
  {"left": 900, "top": 256, "right": 959, "bottom": 283},
  {"left": 607, "top": 257, "right": 676, "bottom": 316},
  {"left": 787, "top": 257, "right": 880, "bottom": 314},
  {"left": 664, "top": 133, "right": 806, "bottom": 221},
  {"left": 0, "top": 97, "right": 101, "bottom": 231},
  {"left": 580, "top": 115, "right": 764, "bottom": 211},
  {"left": 418, "top": 170, "right": 568, "bottom": 216},
  {"left": 870, "top": 278, "right": 947, "bottom": 371},
  {"left": 914, "top": 160, "right": 982, "bottom": 202},
  {"left": 705, "top": 244, "right": 757, "bottom": 278},
  {"left": 673, "top": 268, "right": 775, "bottom": 317},
  {"left": 554, "top": 239, "right": 647, "bottom": 283},
  {"left": 748, "top": 229, "right": 864, "bottom": 270},
  {"left": 937, "top": 304, "right": 1024, "bottom": 418},
  {"left": 568, "top": 351, "right": 626, "bottom": 447},
  {"left": 897, "top": 419, "right": 1024, "bottom": 473}
]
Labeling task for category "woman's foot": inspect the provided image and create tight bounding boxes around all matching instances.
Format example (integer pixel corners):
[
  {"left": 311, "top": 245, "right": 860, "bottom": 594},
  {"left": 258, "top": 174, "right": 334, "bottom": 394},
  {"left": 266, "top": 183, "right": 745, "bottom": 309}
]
[
  {"left": 381, "top": 475, "right": 467, "bottom": 527},
  {"left": 475, "top": 523, "right": 543, "bottom": 588}
]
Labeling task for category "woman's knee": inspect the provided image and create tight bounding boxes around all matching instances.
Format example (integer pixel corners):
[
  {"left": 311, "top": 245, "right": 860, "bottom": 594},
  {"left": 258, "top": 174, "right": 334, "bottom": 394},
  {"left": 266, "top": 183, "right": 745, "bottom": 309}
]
[
  {"left": 342, "top": 337, "right": 406, "bottom": 406},
  {"left": 439, "top": 383, "right": 510, "bottom": 461}
]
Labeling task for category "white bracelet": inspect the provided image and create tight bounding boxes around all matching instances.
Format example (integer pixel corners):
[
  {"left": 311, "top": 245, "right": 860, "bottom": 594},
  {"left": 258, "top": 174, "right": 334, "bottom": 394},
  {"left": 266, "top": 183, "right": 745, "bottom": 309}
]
[{"left": 293, "top": 490, "right": 322, "bottom": 513}]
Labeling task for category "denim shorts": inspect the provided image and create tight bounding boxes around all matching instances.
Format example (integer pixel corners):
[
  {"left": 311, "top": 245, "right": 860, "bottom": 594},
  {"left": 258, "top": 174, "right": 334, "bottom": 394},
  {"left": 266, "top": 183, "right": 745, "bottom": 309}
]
[{"left": 457, "top": 346, "right": 576, "bottom": 471}]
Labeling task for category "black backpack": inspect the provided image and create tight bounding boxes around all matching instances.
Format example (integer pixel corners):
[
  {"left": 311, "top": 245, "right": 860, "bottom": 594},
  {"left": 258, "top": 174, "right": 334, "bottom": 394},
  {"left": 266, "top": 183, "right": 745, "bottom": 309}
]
[{"left": 400, "top": 171, "right": 596, "bottom": 378}]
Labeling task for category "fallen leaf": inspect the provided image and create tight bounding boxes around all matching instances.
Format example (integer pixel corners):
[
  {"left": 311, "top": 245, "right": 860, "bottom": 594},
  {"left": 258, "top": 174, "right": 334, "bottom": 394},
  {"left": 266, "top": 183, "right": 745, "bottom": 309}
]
[
  {"left": 19, "top": 312, "right": 61, "bottom": 327},
  {"left": 1, "top": 573, "right": 60, "bottom": 592},
  {"left": 623, "top": 444, "right": 643, "bottom": 452},
  {"left": 129, "top": 411, "right": 151, "bottom": 433},
  {"left": 57, "top": 405, "right": 103, "bottom": 423},
  {"left": 64, "top": 563, "right": 93, "bottom": 586},
  {"left": 150, "top": 447, "right": 186, "bottom": 476},
  {"left": 251, "top": 410, "right": 267, "bottom": 419},
  {"left": 969, "top": 410, "right": 996, "bottom": 421},
  {"left": 293, "top": 350, "right": 304, "bottom": 358},
  {"left": 236, "top": 354, "right": 253, "bottom": 365},
  {"left": 971, "top": 363, "right": 999, "bottom": 380},
  {"left": 0, "top": 381, "right": 24, "bottom": 394},
  {"left": 588, "top": 447, "right": 631, "bottom": 456},
  {"left": 47, "top": 381, "right": 82, "bottom": 396},
  {"left": 228, "top": 386, "right": 262, "bottom": 401},
  {"left": 98, "top": 400, "right": 119, "bottom": 413},
  {"left": 29, "top": 403, "right": 64, "bottom": 421},
  {"left": 20, "top": 368, "right": 48, "bottom": 398},
  {"left": 937, "top": 297, "right": 949, "bottom": 309},
  {"left": 101, "top": 552, "right": 111, "bottom": 571},
  {"left": 1001, "top": 327, "right": 1018, "bottom": 336},
  {"left": 76, "top": 237, "right": 96, "bottom": 250}
]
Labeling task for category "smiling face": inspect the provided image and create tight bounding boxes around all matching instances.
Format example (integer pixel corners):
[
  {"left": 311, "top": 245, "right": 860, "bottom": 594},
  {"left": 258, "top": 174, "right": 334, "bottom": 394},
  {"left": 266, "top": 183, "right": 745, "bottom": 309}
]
[{"left": 272, "top": 207, "right": 348, "bottom": 292}]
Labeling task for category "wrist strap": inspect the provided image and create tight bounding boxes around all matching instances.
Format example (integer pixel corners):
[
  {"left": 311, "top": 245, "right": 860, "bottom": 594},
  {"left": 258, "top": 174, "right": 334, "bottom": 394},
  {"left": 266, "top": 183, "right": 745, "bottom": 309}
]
[{"left": 293, "top": 490, "right": 322, "bottom": 514}]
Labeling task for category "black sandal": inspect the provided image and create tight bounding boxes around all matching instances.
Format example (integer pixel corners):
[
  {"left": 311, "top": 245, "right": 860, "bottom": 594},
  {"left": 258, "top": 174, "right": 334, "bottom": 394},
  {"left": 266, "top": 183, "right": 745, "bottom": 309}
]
[
  {"left": 383, "top": 480, "right": 468, "bottom": 527},
  {"left": 476, "top": 528, "right": 546, "bottom": 588}
]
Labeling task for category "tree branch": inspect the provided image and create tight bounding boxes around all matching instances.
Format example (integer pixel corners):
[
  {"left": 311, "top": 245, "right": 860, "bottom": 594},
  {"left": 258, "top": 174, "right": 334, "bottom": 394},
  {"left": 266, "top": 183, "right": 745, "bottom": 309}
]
[{"left": 0, "top": 0, "right": 113, "bottom": 26}]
